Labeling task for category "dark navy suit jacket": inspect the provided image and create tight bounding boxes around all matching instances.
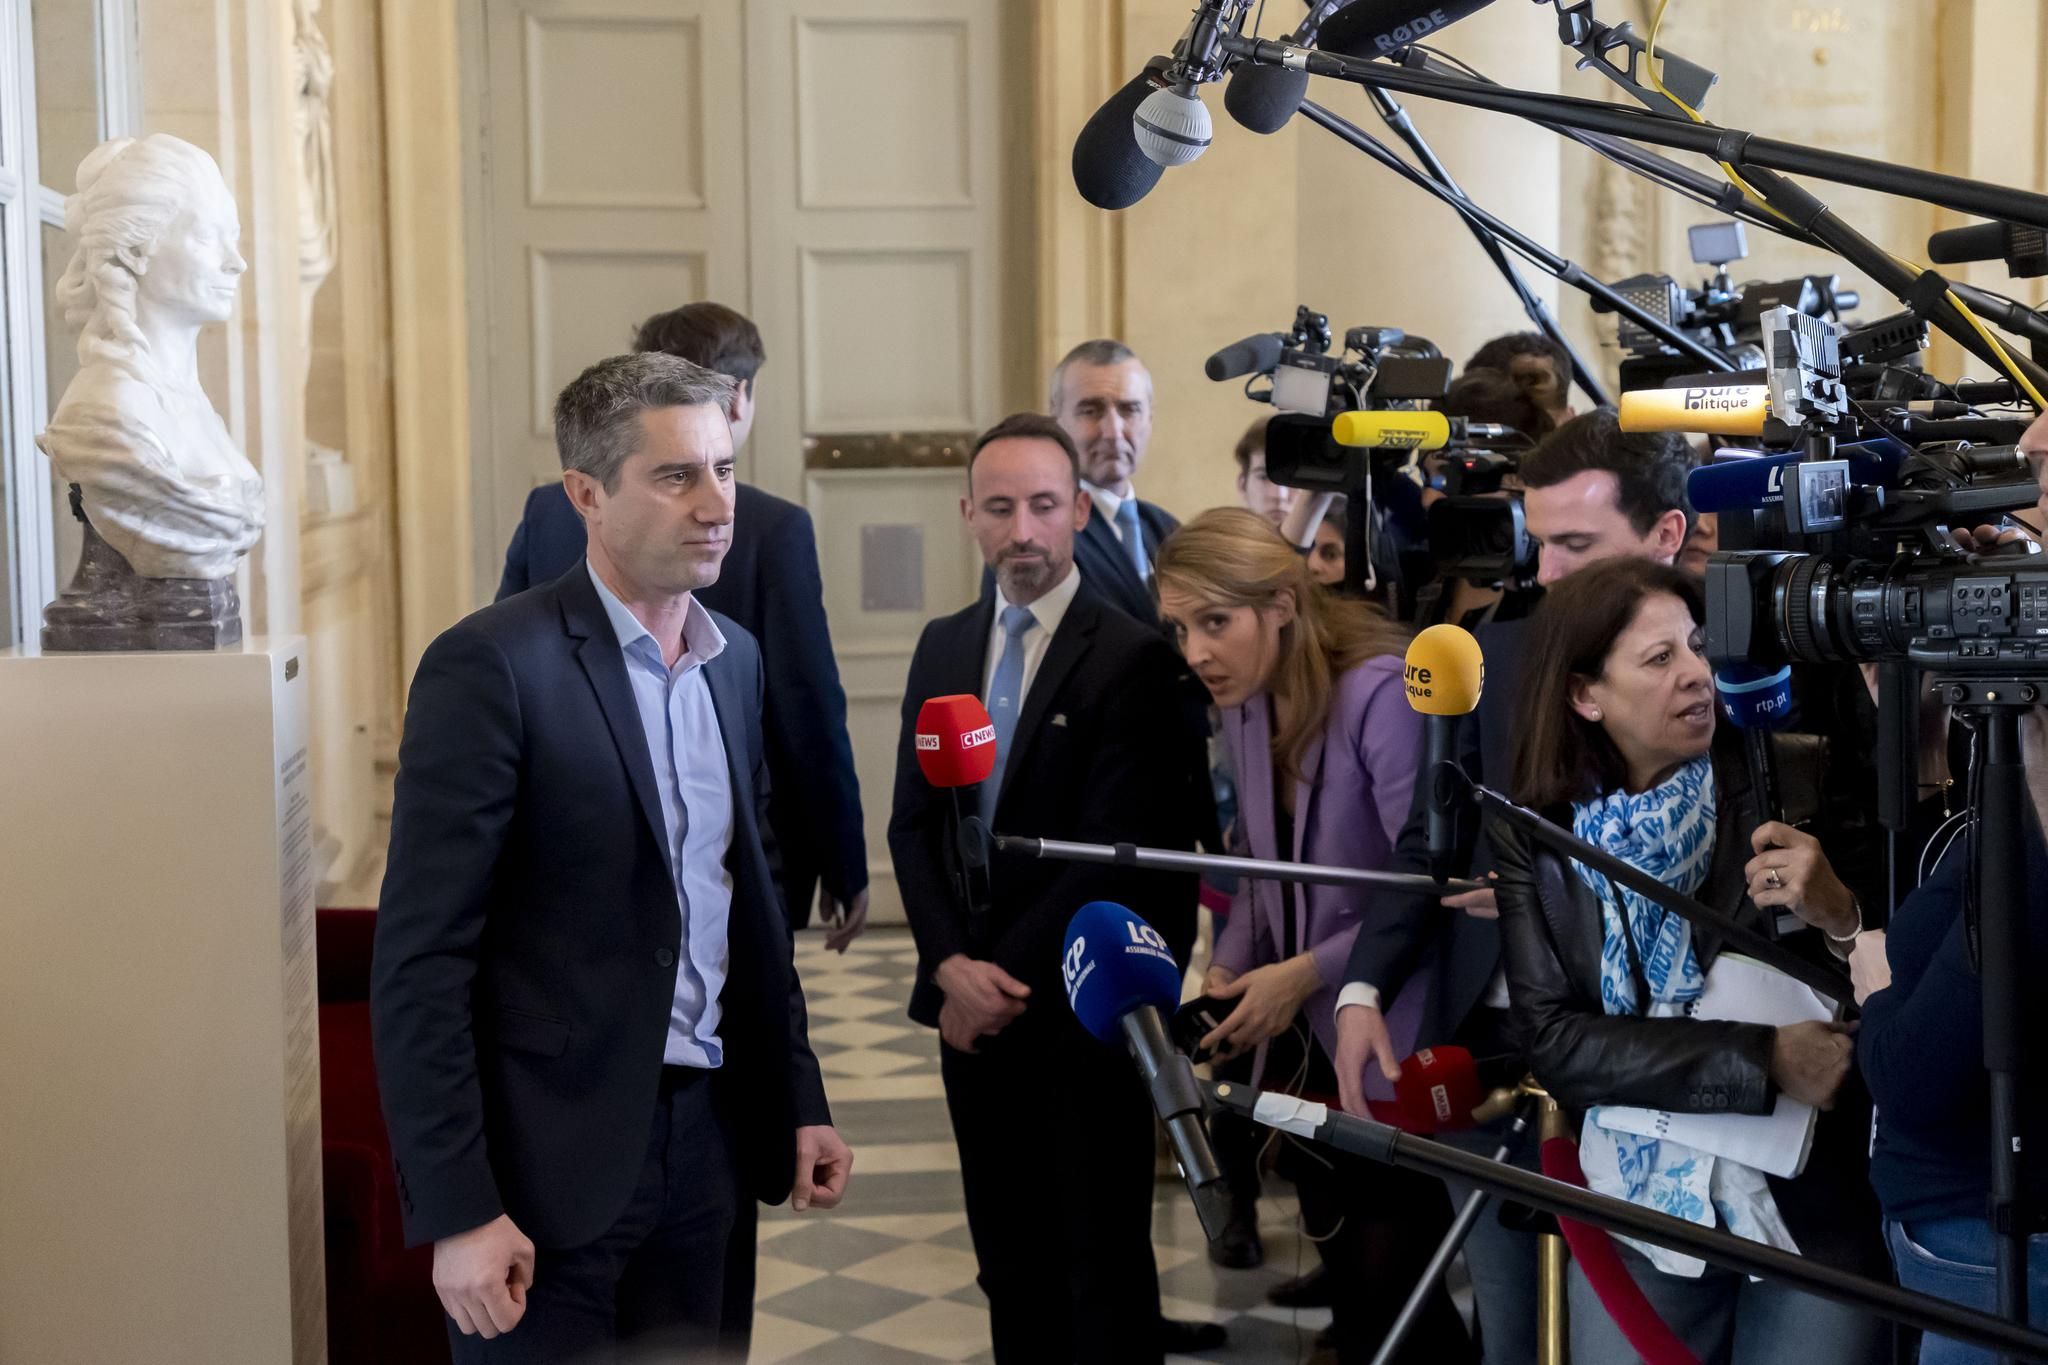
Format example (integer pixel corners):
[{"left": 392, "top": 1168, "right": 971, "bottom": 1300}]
[
  {"left": 371, "top": 566, "right": 830, "bottom": 1249},
  {"left": 497, "top": 481, "right": 868, "bottom": 915}
]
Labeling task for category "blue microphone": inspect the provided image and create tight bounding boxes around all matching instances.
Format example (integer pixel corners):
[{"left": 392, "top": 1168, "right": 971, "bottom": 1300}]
[
  {"left": 1685, "top": 444, "right": 1903, "bottom": 515},
  {"left": 1062, "top": 902, "right": 1231, "bottom": 1238},
  {"left": 1714, "top": 664, "right": 1794, "bottom": 824}
]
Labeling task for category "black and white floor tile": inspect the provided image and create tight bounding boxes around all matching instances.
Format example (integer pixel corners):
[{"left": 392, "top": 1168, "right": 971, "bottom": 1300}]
[{"left": 757, "top": 928, "right": 1341, "bottom": 1365}]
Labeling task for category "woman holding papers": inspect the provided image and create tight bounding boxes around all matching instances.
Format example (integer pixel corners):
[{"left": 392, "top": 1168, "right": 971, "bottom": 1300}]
[{"left": 1490, "top": 557, "right": 1886, "bottom": 1365}]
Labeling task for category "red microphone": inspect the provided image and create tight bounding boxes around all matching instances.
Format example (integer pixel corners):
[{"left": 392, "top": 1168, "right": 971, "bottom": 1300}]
[
  {"left": 915, "top": 695, "right": 998, "bottom": 789},
  {"left": 1366, "top": 1045, "right": 1485, "bottom": 1135}
]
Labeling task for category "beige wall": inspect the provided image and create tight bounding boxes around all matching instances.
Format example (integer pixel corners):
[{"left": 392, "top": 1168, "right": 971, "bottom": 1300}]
[{"left": 1048, "top": 0, "right": 2048, "bottom": 526}]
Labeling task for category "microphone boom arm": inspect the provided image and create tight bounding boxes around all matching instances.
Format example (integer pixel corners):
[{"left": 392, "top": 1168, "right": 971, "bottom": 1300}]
[{"left": 993, "top": 833, "right": 1485, "bottom": 897}]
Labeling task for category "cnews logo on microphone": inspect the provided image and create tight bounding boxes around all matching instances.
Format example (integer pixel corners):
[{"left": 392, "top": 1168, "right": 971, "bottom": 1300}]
[
  {"left": 1375, "top": 8, "right": 1456, "bottom": 53},
  {"left": 963, "top": 724, "right": 996, "bottom": 749},
  {"left": 914, "top": 734, "right": 941, "bottom": 751},
  {"left": 1682, "top": 387, "right": 1755, "bottom": 413}
]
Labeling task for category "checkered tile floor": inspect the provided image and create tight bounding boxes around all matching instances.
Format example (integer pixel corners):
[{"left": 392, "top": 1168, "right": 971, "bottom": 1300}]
[{"left": 756, "top": 928, "right": 1340, "bottom": 1364}]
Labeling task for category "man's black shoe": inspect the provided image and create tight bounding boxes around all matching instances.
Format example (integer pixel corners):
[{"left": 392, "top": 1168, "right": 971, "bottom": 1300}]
[
  {"left": 1159, "top": 1317, "right": 1229, "bottom": 1354},
  {"left": 1265, "top": 1264, "right": 1333, "bottom": 1308},
  {"left": 1207, "top": 1202, "right": 1264, "bottom": 1269}
]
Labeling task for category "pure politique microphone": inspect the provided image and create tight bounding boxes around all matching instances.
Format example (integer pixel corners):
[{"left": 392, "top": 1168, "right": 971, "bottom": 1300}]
[
  {"left": 1402, "top": 624, "right": 1485, "bottom": 883},
  {"left": 1617, "top": 384, "right": 1773, "bottom": 438},
  {"left": 1332, "top": 409, "right": 1514, "bottom": 451},
  {"left": 1062, "top": 901, "right": 1234, "bottom": 1239},
  {"left": 1714, "top": 664, "right": 1794, "bottom": 827},
  {"left": 915, "top": 695, "right": 999, "bottom": 912}
]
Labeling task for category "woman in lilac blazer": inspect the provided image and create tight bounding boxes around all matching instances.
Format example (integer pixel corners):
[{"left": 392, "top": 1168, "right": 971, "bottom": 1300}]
[{"left": 1155, "top": 509, "right": 1470, "bottom": 1363}]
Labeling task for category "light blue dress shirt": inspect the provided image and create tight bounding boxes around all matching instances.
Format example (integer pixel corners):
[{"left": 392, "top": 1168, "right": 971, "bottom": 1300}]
[{"left": 587, "top": 563, "right": 734, "bottom": 1069}]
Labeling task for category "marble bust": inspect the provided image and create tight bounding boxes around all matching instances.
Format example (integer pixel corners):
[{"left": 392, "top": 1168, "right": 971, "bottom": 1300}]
[{"left": 38, "top": 134, "right": 264, "bottom": 584}]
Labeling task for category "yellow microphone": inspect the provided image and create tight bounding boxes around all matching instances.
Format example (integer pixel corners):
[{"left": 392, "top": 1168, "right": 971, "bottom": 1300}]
[
  {"left": 1334, "top": 409, "right": 1453, "bottom": 451},
  {"left": 1404, "top": 624, "right": 1484, "bottom": 882},
  {"left": 1615, "top": 384, "right": 1772, "bottom": 437}
]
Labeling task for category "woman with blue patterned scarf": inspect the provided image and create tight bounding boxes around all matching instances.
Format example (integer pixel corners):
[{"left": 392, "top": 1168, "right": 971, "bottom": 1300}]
[{"left": 1489, "top": 558, "right": 1889, "bottom": 1365}]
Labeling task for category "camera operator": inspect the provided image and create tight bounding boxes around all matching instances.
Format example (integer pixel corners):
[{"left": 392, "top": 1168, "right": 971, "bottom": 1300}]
[
  {"left": 1233, "top": 413, "right": 1297, "bottom": 530},
  {"left": 1334, "top": 410, "right": 1692, "bottom": 1362},
  {"left": 1466, "top": 331, "right": 1575, "bottom": 430},
  {"left": 1155, "top": 510, "right": 1473, "bottom": 1362},
  {"left": 1493, "top": 557, "right": 1885, "bottom": 1364},
  {"left": 1852, "top": 407, "right": 2048, "bottom": 1361}
]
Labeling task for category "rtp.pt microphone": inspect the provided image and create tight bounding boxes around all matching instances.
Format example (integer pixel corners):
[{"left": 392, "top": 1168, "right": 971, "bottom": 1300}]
[
  {"left": 1714, "top": 664, "right": 1794, "bottom": 825},
  {"left": 1403, "top": 624, "right": 1485, "bottom": 884},
  {"left": 1063, "top": 900, "right": 1233, "bottom": 1240},
  {"left": 1331, "top": 409, "right": 1512, "bottom": 451}
]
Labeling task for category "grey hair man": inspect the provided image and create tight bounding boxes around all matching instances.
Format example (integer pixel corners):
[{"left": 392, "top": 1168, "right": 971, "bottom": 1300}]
[{"left": 1047, "top": 338, "right": 1177, "bottom": 625}]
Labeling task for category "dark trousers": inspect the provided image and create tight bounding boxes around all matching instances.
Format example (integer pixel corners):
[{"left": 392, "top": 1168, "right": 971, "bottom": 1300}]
[
  {"left": 940, "top": 1015, "right": 1164, "bottom": 1365},
  {"left": 448, "top": 1068, "right": 740, "bottom": 1365},
  {"left": 1276, "top": 1035, "right": 1476, "bottom": 1365}
]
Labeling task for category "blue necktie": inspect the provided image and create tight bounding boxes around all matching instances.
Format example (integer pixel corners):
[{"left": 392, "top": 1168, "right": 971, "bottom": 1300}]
[
  {"left": 980, "top": 605, "right": 1037, "bottom": 824},
  {"left": 1115, "top": 498, "right": 1149, "bottom": 580}
]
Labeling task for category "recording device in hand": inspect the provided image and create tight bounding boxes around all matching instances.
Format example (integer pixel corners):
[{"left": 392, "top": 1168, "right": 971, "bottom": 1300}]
[
  {"left": 1402, "top": 624, "right": 1485, "bottom": 883},
  {"left": 1714, "top": 663, "right": 1794, "bottom": 825},
  {"left": 915, "top": 695, "right": 998, "bottom": 910},
  {"left": 1063, "top": 901, "right": 1233, "bottom": 1239}
]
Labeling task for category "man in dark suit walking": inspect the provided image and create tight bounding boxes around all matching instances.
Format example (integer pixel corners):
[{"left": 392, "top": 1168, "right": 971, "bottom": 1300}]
[
  {"left": 1049, "top": 339, "right": 1179, "bottom": 627},
  {"left": 496, "top": 303, "right": 868, "bottom": 948},
  {"left": 373, "top": 352, "right": 852, "bottom": 1363},
  {"left": 888, "top": 413, "right": 1216, "bottom": 1364}
]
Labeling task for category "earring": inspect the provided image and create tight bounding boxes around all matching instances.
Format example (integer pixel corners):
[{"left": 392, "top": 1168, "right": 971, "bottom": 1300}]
[{"left": 1589, "top": 708, "right": 1603, "bottom": 720}]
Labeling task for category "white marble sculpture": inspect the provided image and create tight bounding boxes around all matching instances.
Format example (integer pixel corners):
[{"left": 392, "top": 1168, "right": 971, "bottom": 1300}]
[{"left": 37, "top": 134, "right": 264, "bottom": 581}]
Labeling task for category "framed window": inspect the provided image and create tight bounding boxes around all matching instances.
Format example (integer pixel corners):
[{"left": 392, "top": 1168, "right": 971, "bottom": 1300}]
[{"left": 0, "top": 0, "right": 139, "bottom": 649}]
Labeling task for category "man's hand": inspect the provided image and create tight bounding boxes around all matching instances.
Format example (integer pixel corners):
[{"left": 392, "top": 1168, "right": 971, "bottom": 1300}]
[
  {"left": 820, "top": 887, "right": 870, "bottom": 954},
  {"left": 1334, "top": 1002, "right": 1401, "bottom": 1119},
  {"left": 1444, "top": 871, "right": 1500, "bottom": 920},
  {"left": 793, "top": 1125, "right": 853, "bottom": 1212},
  {"left": 934, "top": 955, "right": 1030, "bottom": 1052},
  {"left": 433, "top": 1213, "right": 535, "bottom": 1340},
  {"left": 1769, "top": 1020, "right": 1856, "bottom": 1110}
]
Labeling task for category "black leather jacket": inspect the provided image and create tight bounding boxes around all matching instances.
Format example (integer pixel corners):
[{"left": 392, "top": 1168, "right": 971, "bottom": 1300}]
[{"left": 1492, "top": 736, "right": 1888, "bottom": 1275}]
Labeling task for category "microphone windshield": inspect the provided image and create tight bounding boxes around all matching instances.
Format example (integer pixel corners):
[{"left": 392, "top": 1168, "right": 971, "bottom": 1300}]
[
  {"left": 1224, "top": 63, "right": 1311, "bottom": 134},
  {"left": 1333, "top": 408, "right": 1451, "bottom": 451},
  {"left": 1714, "top": 664, "right": 1794, "bottom": 732},
  {"left": 915, "top": 695, "right": 998, "bottom": 789},
  {"left": 1062, "top": 901, "right": 1182, "bottom": 1043},
  {"left": 1389, "top": 1045, "right": 1482, "bottom": 1134},
  {"left": 1403, "top": 624, "right": 1484, "bottom": 717},
  {"left": 1616, "top": 384, "right": 1771, "bottom": 438},
  {"left": 1074, "top": 68, "right": 1168, "bottom": 210},
  {"left": 1319, "top": 0, "right": 1500, "bottom": 58},
  {"left": 1205, "top": 333, "right": 1285, "bottom": 382}
]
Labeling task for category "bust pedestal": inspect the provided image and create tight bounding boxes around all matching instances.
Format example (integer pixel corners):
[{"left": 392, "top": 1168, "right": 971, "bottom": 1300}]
[{"left": 40, "top": 485, "right": 243, "bottom": 651}]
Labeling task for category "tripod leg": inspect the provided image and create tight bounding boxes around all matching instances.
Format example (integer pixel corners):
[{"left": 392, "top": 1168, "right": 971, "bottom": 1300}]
[{"left": 1369, "top": 1111, "right": 1533, "bottom": 1365}]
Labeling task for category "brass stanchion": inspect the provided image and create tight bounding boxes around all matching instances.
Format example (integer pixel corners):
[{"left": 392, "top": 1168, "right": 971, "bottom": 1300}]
[{"left": 1535, "top": 1085, "right": 1570, "bottom": 1365}]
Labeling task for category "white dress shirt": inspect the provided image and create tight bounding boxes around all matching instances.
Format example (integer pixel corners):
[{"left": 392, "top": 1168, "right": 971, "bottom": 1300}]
[
  {"left": 587, "top": 564, "right": 734, "bottom": 1069},
  {"left": 982, "top": 563, "right": 1084, "bottom": 706},
  {"left": 1082, "top": 481, "right": 1138, "bottom": 541}
]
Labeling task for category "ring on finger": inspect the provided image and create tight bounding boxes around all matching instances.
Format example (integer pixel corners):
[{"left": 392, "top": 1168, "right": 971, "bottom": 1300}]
[{"left": 1765, "top": 869, "right": 1783, "bottom": 889}]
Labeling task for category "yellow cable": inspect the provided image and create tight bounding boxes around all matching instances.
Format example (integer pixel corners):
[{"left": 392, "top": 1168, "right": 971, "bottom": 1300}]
[{"left": 1644, "top": 0, "right": 2044, "bottom": 410}]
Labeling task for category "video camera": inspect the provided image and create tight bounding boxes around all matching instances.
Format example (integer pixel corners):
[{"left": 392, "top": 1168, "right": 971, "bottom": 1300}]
[
  {"left": 1626, "top": 304, "right": 2045, "bottom": 673},
  {"left": 1205, "top": 303, "right": 1452, "bottom": 492},
  {"left": 1597, "top": 221, "right": 1861, "bottom": 394}
]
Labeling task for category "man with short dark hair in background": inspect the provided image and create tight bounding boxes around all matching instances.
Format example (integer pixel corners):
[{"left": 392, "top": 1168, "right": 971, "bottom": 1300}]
[
  {"left": 1049, "top": 339, "right": 1179, "bottom": 625},
  {"left": 1333, "top": 408, "right": 1692, "bottom": 1364},
  {"left": 890, "top": 412, "right": 1218, "bottom": 1364},
  {"left": 1232, "top": 412, "right": 1295, "bottom": 528},
  {"left": 1466, "top": 330, "right": 1576, "bottom": 430},
  {"left": 375, "top": 352, "right": 850, "bottom": 1363}
]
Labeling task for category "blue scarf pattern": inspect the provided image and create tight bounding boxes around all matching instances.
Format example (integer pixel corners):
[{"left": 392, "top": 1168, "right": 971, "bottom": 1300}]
[{"left": 1569, "top": 757, "right": 1798, "bottom": 1276}]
